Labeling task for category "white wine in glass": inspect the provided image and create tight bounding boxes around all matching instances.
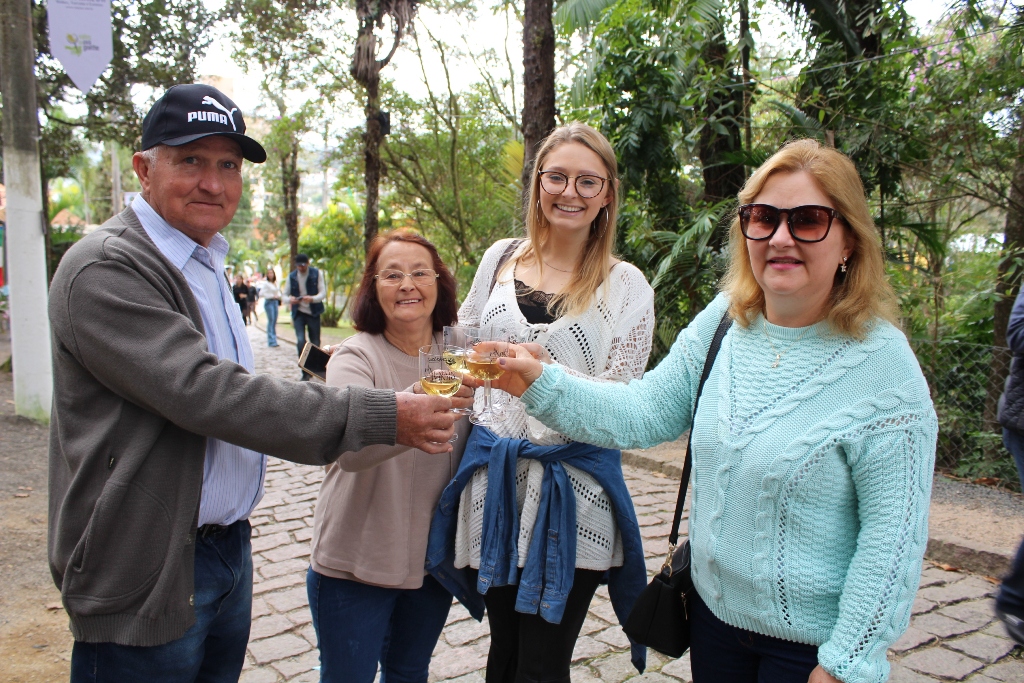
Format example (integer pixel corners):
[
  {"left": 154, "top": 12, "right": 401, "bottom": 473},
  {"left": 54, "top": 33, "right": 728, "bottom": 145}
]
[
  {"left": 467, "top": 324, "right": 511, "bottom": 427},
  {"left": 442, "top": 347, "right": 467, "bottom": 373},
  {"left": 465, "top": 357, "right": 505, "bottom": 381},
  {"left": 419, "top": 343, "right": 462, "bottom": 442},
  {"left": 443, "top": 325, "right": 476, "bottom": 415},
  {"left": 421, "top": 372, "right": 462, "bottom": 397}
]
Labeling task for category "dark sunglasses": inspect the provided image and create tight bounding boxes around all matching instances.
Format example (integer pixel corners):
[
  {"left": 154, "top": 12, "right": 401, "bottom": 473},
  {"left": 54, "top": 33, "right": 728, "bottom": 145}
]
[{"left": 738, "top": 204, "right": 841, "bottom": 243}]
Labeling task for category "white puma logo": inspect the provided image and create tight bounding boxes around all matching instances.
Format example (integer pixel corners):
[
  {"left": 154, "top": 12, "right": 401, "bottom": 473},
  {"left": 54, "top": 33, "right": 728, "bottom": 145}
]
[{"left": 191, "top": 95, "right": 238, "bottom": 131}]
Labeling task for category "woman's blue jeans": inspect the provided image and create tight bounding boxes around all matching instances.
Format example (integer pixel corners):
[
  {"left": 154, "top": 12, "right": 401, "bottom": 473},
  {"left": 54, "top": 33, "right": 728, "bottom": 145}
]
[
  {"left": 264, "top": 299, "right": 279, "bottom": 346},
  {"left": 689, "top": 591, "right": 820, "bottom": 683},
  {"left": 306, "top": 568, "right": 452, "bottom": 683}
]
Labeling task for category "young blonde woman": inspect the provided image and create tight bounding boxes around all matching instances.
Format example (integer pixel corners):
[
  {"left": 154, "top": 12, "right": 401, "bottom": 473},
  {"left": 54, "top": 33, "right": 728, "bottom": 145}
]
[
  {"left": 493, "top": 139, "right": 938, "bottom": 683},
  {"left": 426, "top": 122, "right": 656, "bottom": 681}
]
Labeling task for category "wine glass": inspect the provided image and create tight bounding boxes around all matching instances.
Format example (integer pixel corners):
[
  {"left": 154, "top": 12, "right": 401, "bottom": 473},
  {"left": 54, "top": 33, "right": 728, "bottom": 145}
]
[
  {"left": 419, "top": 343, "right": 462, "bottom": 443},
  {"left": 466, "top": 323, "right": 511, "bottom": 427},
  {"left": 443, "top": 326, "right": 474, "bottom": 415}
]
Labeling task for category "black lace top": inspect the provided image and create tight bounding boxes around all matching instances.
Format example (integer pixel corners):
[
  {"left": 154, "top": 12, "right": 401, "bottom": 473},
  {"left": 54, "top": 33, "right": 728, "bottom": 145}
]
[{"left": 515, "top": 280, "right": 559, "bottom": 325}]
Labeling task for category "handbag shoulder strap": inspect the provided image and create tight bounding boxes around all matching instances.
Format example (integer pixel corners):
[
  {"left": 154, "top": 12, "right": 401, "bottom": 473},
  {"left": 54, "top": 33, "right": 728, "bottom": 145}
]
[
  {"left": 668, "top": 310, "right": 733, "bottom": 546},
  {"left": 489, "top": 239, "right": 524, "bottom": 296}
]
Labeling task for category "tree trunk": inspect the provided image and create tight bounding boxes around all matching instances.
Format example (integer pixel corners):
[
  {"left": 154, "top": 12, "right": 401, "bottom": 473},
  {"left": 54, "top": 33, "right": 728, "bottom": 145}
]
[
  {"left": 739, "top": 0, "right": 752, "bottom": 155},
  {"left": 697, "top": 26, "right": 745, "bottom": 250},
  {"left": 363, "top": 76, "right": 382, "bottom": 253},
  {"left": 520, "top": 0, "right": 556, "bottom": 212},
  {"left": 987, "top": 114, "right": 1024, "bottom": 431},
  {"left": 283, "top": 141, "right": 300, "bottom": 269}
]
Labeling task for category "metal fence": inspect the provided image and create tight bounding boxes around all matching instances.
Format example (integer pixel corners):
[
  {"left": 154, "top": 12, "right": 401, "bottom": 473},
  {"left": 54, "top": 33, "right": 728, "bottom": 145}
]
[{"left": 910, "top": 339, "right": 1019, "bottom": 488}]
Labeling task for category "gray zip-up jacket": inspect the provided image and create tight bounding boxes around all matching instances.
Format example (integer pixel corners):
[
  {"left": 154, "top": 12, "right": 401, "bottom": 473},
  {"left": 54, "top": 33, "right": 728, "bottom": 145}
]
[{"left": 48, "top": 207, "right": 398, "bottom": 647}]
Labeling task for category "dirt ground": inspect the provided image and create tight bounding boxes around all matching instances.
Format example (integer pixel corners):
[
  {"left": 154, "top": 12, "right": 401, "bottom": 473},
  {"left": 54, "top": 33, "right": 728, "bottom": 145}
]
[{"left": 0, "top": 370, "right": 73, "bottom": 681}]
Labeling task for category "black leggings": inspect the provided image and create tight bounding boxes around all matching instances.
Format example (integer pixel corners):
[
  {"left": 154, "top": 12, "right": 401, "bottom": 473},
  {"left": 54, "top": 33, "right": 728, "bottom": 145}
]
[{"left": 477, "top": 569, "right": 604, "bottom": 683}]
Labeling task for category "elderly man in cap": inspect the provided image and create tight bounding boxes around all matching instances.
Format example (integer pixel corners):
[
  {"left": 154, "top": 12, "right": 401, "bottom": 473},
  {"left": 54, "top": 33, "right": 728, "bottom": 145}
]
[{"left": 48, "top": 84, "right": 456, "bottom": 682}]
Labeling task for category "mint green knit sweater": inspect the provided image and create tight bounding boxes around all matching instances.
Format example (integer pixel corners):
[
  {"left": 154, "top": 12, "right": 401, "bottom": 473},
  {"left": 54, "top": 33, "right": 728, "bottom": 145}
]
[{"left": 521, "top": 294, "right": 937, "bottom": 683}]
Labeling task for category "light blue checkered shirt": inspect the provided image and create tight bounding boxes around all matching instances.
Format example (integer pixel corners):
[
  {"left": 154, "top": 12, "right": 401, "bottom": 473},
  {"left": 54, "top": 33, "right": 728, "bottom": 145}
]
[{"left": 133, "top": 197, "right": 266, "bottom": 526}]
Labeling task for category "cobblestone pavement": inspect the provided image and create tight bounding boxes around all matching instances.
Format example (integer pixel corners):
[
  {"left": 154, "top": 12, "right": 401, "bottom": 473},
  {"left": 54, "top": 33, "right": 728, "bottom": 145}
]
[{"left": 243, "top": 327, "right": 1024, "bottom": 683}]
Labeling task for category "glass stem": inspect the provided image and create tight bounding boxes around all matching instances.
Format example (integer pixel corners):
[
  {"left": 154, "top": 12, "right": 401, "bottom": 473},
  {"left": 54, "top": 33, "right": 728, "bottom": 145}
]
[{"left": 483, "top": 380, "right": 492, "bottom": 414}]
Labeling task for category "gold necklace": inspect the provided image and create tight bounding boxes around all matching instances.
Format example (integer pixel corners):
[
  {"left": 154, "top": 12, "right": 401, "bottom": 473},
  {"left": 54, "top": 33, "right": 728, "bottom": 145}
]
[
  {"left": 541, "top": 260, "right": 574, "bottom": 273},
  {"left": 762, "top": 318, "right": 813, "bottom": 369}
]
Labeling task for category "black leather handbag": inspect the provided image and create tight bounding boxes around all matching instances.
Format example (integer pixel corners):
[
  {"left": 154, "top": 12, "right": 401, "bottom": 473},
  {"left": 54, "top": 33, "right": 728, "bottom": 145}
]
[{"left": 623, "top": 312, "right": 732, "bottom": 658}]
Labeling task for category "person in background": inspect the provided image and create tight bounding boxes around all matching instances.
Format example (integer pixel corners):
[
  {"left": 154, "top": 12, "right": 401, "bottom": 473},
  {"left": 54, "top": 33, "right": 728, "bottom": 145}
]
[
  {"left": 426, "top": 122, "right": 655, "bottom": 680},
  {"left": 232, "top": 273, "right": 250, "bottom": 325},
  {"left": 288, "top": 253, "right": 326, "bottom": 379},
  {"left": 258, "top": 268, "right": 282, "bottom": 347},
  {"left": 247, "top": 276, "right": 259, "bottom": 323},
  {"left": 491, "top": 139, "right": 938, "bottom": 683},
  {"left": 307, "top": 229, "right": 473, "bottom": 682},
  {"left": 996, "top": 288, "right": 1024, "bottom": 645},
  {"left": 47, "top": 82, "right": 457, "bottom": 683}
]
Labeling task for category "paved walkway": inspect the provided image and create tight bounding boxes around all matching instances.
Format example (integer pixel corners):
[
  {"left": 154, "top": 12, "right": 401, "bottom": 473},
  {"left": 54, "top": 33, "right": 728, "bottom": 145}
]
[{"left": 242, "top": 327, "right": 1024, "bottom": 683}]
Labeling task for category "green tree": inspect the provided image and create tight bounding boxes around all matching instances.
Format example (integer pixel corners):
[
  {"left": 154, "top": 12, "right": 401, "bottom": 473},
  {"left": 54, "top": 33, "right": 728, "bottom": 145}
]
[
  {"left": 567, "top": 0, "right": 745, "bottom": 359},
  {"left": 298, "top": 194, "right": 365, "bottom": 318},
  {"left": 380, "top": 30, "right": 519, "bottom": 287}
]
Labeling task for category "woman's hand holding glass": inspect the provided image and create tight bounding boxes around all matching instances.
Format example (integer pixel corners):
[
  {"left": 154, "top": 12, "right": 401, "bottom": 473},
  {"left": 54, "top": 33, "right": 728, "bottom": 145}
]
[{"left": 461, "top": 341, "right": 549, "bottom": 398}]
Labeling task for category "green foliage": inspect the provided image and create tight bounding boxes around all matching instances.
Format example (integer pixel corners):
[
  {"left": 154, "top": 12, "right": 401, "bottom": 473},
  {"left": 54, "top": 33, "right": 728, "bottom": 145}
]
[
  {"left": 321, "top": 304, "right": 344, "bottom": 328},
  {"left": 47, "top": 225, "right": 84, "bottom": 278},
  {"left": 569, "top": 0, "right": 740, "bottom": 361},
  {"left": 381, "top": 80, "right": 519, "bottom": 290},
  {"left": 298, "top": 196, "right": 366, "bottom": 317}
]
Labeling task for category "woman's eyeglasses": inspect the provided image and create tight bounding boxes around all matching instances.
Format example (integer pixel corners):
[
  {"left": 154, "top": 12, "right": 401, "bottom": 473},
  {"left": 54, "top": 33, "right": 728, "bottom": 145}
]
[
  {"left": 375, "top": 269, "right": 439, "bottom": 286},
  {"left": 738, "top": 204, "right": 841, "bottom": 243},
  {"left": 538, "top": 171, "right": 608, "bottom": 199}
]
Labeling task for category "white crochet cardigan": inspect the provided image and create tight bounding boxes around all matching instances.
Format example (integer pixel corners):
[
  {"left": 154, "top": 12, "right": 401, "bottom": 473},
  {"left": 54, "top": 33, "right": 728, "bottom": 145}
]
[{"left": 454, "top": 238, "right": 655, "bottom": 570}]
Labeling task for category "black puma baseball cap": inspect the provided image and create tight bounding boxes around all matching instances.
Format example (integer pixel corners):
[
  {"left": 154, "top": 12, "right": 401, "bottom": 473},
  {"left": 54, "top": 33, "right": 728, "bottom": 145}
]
[{"left": 141, "top": 84, "right": 267, "bottom": 163}]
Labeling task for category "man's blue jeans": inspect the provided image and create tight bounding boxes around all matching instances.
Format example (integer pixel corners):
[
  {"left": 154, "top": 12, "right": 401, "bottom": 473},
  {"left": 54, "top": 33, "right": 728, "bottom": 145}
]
[
  {"left": 998, "top": 428, "right": 1024, "bottom": 617},
  {"left": 264, "top": 299, "right": 279, "bottom": 347},
  {"left": 70, "top": 520, "right": 253, "bottom": 683},
  {"left": 292, "top": 311, "right": 321, "bottom": 357},
  {"left": 306, "top": 568, "right": 452, "bottom": 683}
]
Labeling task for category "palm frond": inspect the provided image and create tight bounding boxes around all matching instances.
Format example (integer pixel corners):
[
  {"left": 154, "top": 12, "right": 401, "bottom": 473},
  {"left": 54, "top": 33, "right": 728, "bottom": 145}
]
[
  {"left": 766, "top": 100, "right": 826, "bottom": 141},
  {"left": 554, "top": 0, "right": 619, "bottom": 34}
]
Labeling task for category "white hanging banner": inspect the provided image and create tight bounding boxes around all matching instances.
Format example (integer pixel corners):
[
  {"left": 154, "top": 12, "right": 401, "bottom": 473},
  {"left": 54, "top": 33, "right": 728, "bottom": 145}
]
[{"left": 48, "top": 0, "right": 113, "bottom": 94}]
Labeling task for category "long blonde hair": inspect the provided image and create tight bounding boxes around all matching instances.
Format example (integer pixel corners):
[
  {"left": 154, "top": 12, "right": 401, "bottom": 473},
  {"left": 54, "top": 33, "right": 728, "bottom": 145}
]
[
  {"left": 501, "top": 122, "right": 619, "bottom": 318},
  {"left": 720, "top": 138, "right": 898, "bottom": 338}
]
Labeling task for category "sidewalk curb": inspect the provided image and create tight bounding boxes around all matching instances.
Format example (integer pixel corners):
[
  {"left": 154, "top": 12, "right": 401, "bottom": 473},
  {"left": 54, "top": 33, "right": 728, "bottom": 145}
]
[
  {"left": 253, "top": 321, "right": 297, "bottom": 347},
  {"left": 926, "top": 536, "right": 1011, "bottom": 577},
  {"left": 622, "top": 448, "right": 1015, "bottom": 578}
]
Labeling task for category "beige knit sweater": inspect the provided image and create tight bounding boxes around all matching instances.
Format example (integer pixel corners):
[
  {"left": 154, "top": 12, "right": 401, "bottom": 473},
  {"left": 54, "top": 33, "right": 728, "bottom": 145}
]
[{"left": 310, "top": 332, "right": 469, "bottom": 588}]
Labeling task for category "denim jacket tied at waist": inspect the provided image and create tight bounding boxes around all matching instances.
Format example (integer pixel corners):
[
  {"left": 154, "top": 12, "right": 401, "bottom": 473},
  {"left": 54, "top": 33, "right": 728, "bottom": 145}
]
[{"left": 425, "top": 426, "right": 648, "bottom": 674}]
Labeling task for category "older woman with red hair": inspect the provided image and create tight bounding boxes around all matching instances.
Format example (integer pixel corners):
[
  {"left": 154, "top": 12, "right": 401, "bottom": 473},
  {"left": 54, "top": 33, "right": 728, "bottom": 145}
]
[{"left": 306, "top": 229, "right": 471, "bottom": 683}]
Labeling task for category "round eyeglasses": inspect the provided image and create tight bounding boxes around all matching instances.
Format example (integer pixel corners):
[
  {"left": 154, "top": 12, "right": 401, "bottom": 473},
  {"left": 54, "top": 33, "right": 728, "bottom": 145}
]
[
  {"left": 738, "top": 204, "right": 841, "bottom": 243},
  {"left": 538, "top": 171, "right": 608, "bottom": 199},
  {"left": 374, "top": 269, "right": 439, "bottom": 286}
]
